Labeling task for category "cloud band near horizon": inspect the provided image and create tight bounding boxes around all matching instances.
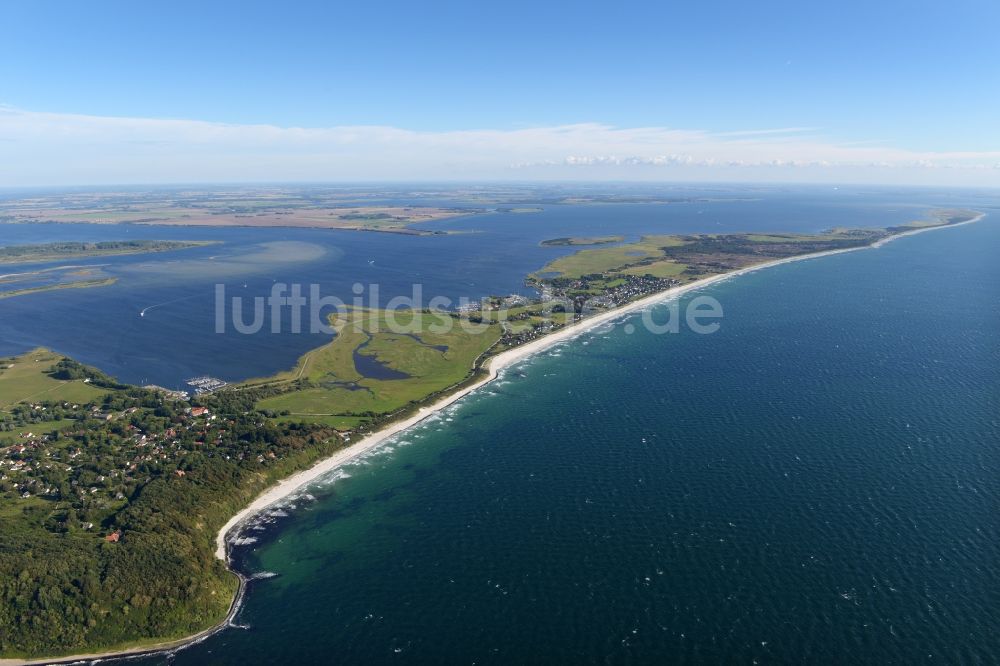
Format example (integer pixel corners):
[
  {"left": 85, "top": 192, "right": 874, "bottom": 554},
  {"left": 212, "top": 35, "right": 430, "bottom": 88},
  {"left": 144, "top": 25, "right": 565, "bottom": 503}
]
[{"left": 2, "top": 106, "right": 999, "bottom": 187}]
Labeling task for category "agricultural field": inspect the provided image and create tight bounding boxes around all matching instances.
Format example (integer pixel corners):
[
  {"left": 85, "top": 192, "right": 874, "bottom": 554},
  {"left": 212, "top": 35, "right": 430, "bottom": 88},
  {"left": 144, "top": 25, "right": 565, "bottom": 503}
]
[{"left": 0, "top": 198, "right": 473, "bottom": 234}]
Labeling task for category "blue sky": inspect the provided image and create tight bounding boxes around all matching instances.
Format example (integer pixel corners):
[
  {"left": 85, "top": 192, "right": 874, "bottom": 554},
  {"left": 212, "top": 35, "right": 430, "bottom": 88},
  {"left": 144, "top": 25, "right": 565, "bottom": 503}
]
[{"left": 1, "top": 0, "right": 999, "bottom": 185}]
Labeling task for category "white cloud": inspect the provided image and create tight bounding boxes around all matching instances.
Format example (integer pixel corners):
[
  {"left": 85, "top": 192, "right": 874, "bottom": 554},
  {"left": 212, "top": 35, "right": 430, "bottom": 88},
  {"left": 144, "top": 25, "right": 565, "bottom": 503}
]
[{"left": 1, "top": 106, "right": 999, "bottom": 187}]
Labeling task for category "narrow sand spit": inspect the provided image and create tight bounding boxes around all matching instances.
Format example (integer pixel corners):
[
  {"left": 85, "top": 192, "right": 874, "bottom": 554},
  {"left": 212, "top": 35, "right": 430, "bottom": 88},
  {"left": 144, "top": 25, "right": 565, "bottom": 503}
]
[
  {"left": 4, "top": 214, "right": 981, "bottom": 666},
  {"left": 213, "top": 213, "right": 985, "bottom": 561}
]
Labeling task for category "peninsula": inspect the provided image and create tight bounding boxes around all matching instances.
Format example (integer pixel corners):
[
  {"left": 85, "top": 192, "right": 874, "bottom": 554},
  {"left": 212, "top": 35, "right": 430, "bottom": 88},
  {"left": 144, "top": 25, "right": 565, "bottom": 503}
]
[{"left": 0, "top": 208, "right": 984, "bottom": 663}]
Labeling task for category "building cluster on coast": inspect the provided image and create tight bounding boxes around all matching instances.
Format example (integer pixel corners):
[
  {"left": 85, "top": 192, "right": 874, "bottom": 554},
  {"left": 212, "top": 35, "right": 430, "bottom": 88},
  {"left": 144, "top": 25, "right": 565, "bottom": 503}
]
[
  {"left": 0, "top": 400, "right": 237, "bottom": 534},
  {"left": 1, "top": 210, "right": 985, "bottom": 664},
  {"left": 142, "top": 384, "right": 190, "bottom": 400},
  {"left": 592, "top": 274, "right": 682, "bottom": 306},
  {"left": 535, "top": 273, "right": 683, "bottom": 312},
  {"left": 494, "top": 274, "right": 683, "bottom": 347}
]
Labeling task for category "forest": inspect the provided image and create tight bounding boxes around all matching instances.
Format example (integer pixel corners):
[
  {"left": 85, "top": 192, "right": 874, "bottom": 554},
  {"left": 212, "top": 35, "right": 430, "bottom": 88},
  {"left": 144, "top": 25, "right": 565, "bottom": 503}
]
[{"left": 0, "top": 352, "right": 343, "bottom": 657}]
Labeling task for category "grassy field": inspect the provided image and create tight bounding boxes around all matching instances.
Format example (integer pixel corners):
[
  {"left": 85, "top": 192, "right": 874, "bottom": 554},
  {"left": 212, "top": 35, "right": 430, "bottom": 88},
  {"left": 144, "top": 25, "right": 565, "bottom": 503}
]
[
  {"left": 534, "top": 235, "right": 686, "bottom": 278},
  {"left": 272, "top": 414, "right": 371, "bottom": 429},
  {"left": 898, "top": 208, "right": 980, "bottom": 229},
  {"left": 0, "top": 349, "right": 112, "bottom": 447},
  {"left": 254, "top": 309, "right": 501, "bottom": 427},
  {"left": 0, "top": 349, "right": 109, "bottom": 409},
  {"left": 744, "top": 233, "right": 819, "bottom": 242},
  {"left": 621, "top": 260, "right": 689, "bottom": 278},
  {"left": 530, "top": 227, "right": 914, "bottom": 285},
  {"left": 0, "top": 418, "right": 77, "bottom": 445}
]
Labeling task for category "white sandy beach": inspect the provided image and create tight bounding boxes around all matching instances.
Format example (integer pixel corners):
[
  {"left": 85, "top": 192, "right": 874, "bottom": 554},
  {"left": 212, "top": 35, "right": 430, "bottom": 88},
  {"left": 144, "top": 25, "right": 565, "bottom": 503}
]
[
  {"left": 3, "top": 214, "right": 982, "bottom": 666},
  {"left": 213, "top": 212, "right": 985, "bottom": 561}
]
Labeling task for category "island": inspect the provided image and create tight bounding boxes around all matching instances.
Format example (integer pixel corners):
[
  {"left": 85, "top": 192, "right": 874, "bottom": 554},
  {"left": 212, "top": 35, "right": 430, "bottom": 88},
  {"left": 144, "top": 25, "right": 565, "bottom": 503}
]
[
  {"left": 0, "top": 277, "right": 119, "bottom": 300},
  {"left": 496, "top": 207, "right": 544, "bottom": 214},
  {"left": 0, "top": 240, "right": 217, "bottom": 265},
  {"left": 540, "top": 235, "right": 624, "bottom": 246},
  {"left": 0, "top": 240, "right": 219, "bottom": 301},
  {"left": 0, "top": 208, "right": 983, "bottom": 662}
]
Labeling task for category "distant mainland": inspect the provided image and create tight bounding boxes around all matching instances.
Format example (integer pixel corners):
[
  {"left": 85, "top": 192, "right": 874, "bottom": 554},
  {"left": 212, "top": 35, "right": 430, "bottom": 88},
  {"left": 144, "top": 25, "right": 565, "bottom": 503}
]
[{"left": 0, "top": 187, "right": 752, "bottom": 236}]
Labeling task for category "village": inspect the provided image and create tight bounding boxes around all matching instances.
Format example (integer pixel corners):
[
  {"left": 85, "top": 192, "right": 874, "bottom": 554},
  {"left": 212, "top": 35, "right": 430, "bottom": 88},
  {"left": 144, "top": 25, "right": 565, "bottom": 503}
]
[
  {"left": 2, "top": 264, "right": 681, "bottom": 540},
  {"left": 492, "top": 273, "right": 683, "bottom": 347},
  {"left": 0, "top": 381, "right": 337, "bottom": 541}
]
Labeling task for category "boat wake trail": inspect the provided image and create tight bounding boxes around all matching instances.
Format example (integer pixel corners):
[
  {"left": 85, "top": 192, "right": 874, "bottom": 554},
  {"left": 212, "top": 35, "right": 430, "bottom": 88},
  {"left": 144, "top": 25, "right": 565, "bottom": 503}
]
[{"left": 140, "top": 294, "right": 200, "bottom": 317}]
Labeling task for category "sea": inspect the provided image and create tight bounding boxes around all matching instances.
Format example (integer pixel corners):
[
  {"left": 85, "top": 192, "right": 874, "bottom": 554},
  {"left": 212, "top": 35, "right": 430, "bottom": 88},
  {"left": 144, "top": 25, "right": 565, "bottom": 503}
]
[
  {"left": 1, "top": 185, "right": 998, "bottom": 663},
  {"left": 1, "top": 184, "right": 988, "bottom": 389}
]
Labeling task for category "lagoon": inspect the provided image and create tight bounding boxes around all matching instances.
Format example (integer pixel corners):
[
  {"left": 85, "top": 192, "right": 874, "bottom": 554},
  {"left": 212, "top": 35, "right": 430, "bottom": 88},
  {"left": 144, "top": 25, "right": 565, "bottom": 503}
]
[{"left": 1, "top": 185, "right": 993, "bottom": 390}]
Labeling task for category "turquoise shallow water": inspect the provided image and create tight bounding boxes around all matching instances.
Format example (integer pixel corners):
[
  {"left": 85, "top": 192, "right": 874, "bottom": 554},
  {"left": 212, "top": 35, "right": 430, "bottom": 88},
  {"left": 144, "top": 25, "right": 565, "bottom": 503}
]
[{"left": 133, "top": 219, "right": 998, "bottom": 664}]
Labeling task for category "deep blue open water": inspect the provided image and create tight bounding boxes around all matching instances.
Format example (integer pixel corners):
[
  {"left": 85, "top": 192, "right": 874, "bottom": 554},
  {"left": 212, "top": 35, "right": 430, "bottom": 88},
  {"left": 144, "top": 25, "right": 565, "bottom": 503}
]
[{"left": 118, "top": 207, "right": 999, "bottom": 663}]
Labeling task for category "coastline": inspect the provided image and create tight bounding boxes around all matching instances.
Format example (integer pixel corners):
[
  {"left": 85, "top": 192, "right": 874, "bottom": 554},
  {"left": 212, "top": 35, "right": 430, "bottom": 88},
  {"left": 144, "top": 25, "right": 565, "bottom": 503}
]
[
  {"left": 3, "top": 212, "right": 983, "bottom": 666},
  {"left": 0, "top": 578, "right": 247, "bottom": 666},
  {"left": 213, "top": 212, "right": 986, "bottom": 561}
]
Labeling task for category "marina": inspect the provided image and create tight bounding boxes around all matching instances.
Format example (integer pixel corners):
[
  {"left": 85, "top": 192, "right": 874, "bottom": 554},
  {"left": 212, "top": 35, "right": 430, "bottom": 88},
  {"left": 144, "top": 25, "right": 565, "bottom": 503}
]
[{"left": 186, "top": 376, "right": 228, "bottom": 393}]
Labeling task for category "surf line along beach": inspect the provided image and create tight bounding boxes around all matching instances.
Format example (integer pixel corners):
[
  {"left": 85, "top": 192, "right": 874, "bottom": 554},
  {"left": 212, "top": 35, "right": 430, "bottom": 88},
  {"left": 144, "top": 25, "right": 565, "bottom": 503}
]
[
  {"left": 4, "top": 213, "right": 983, "bottom": 666},
  {"left": 214, "top": 211, "right": 986, "bottom": 561}
]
